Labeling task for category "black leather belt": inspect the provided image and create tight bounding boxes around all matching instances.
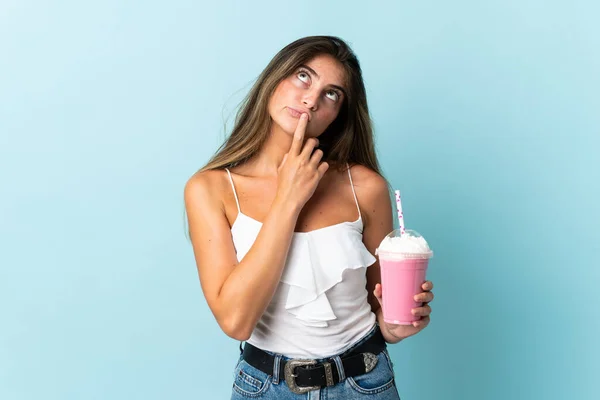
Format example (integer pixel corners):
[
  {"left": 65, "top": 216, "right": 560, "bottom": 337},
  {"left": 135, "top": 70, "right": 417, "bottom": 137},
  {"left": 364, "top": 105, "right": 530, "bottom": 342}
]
[{"left": 241, "top": 325, "right": 386, "bottom": 394}]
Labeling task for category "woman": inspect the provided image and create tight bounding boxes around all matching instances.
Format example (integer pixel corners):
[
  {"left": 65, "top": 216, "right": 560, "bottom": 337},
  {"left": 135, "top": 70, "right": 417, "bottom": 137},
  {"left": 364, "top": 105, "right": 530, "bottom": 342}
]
[{"left": 184, "top": 36, "right": 434, "bottom": 399}]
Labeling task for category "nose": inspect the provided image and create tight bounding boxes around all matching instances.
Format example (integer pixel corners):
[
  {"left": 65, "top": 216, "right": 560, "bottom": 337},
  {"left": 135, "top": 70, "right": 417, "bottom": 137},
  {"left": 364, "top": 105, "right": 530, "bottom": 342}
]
[{"left": 302, "top": 90, "right": 319, "bottom": 111}]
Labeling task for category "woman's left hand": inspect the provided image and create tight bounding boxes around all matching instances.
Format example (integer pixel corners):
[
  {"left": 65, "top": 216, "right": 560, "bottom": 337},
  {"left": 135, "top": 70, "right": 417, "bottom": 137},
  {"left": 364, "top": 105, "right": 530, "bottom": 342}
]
[{"left": 373, "top": 281, "right": 434, "bottom": 341}]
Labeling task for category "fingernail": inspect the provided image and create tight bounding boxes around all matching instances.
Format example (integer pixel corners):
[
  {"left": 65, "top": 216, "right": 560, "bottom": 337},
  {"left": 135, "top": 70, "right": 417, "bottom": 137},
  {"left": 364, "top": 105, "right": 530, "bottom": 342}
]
[{"left": 301, "top": 113, "right": 308, "bottom": 120}]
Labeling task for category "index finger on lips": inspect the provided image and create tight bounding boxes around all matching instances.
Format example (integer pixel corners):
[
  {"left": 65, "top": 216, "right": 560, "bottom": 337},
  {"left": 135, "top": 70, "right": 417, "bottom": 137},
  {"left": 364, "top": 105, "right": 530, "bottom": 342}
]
[{"left": 289, "top": 113, "right": 308, "bottom": 155}]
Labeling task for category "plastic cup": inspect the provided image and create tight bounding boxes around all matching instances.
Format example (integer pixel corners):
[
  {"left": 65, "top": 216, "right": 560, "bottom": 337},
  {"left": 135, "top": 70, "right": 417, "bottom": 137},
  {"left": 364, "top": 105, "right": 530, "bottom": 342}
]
[{"left": 376, "top": 229, "right": 433, "bottom": 325}]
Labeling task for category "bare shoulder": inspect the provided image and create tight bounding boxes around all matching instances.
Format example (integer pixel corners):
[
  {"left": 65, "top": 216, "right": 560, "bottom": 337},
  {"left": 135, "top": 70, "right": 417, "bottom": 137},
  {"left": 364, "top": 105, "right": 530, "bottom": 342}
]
[
  {"left": 348, "top": 164, "right": 392, "bottom": 228},
  {"left": 185, "top": 168, "right": 226, "bottom": 189},
  {"left": 184, "top": 169, "right": 227, "bottom": 212},
  {"left": 348, "top": 164, "right": 390, "bottom": 198}
]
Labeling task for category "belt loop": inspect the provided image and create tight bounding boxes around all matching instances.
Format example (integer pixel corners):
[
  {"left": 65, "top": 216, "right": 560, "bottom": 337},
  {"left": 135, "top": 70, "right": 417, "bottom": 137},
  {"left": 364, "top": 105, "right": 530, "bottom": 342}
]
[
  {"left": 272, "top": 354, "right": 282, "bottom": 384},
  {"left": 332, "top": 355, "right": 345, "bottom": 381}
]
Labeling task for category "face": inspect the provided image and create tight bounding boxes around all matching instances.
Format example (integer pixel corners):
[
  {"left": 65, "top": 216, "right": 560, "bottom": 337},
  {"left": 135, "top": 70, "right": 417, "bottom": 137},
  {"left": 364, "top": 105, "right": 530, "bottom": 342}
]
[{"left": 268, "top": 54, "right": 347, "bottom": 138}]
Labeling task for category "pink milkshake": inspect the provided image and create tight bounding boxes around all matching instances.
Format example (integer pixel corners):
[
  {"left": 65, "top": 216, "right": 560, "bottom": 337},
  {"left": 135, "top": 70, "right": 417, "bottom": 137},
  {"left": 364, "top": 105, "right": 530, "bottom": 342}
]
[{"left": 376, "top": 229, "right": 433, "bottom": 325}]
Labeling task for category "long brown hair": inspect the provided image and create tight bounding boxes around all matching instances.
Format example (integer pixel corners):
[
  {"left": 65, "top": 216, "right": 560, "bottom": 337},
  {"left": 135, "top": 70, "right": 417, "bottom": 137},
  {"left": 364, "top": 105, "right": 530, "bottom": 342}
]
[
  {"left": 198, "top": 35, "right": 381, "bottom": 174},
  {"left": 184, "top": 36, "right": 391, "bottom": 238}
]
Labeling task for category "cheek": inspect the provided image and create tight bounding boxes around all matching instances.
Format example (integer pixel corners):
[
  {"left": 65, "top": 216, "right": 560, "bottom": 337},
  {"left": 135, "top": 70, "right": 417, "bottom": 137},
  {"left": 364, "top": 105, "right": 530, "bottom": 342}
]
[
  {"left": 320, "top": 107, "right": 341, "bottom": 126},
  {"left": 268, "top": 87, "right": 289, "bottom": 117},
  {"left": 276, "top": 80, "right": 300, "bottom": 102},
  {"left": 269, "top": 87, "right": 283, "bottom": 109}
]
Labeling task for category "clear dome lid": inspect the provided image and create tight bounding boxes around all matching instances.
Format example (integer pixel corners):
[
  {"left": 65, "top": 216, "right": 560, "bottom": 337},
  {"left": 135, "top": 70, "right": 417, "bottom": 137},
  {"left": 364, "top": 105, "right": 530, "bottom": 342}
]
[{"left": 375, "top": 229, "right": 433, "bottom": 259}]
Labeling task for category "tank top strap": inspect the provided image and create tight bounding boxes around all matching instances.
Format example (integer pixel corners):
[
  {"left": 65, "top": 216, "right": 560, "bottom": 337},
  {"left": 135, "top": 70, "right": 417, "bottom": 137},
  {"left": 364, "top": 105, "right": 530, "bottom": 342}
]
[
  {"left": 346, "top": 163, "right": 361, "bottom": 219},
  {"left": 224, "top": 168, "right": 241, "bottom": 213}
]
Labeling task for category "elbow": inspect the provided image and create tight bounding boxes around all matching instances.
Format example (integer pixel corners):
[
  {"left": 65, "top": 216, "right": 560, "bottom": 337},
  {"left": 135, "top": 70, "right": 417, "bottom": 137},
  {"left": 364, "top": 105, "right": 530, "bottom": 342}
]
[
  {"left": 220, "top": 316, "right": 253, "bottom": 341},
  {"left": 224, "top": 325, "right": 252, "bottom": 341},
  {"left": 227, "top": 330, "right": 252, "bottom": 342}
]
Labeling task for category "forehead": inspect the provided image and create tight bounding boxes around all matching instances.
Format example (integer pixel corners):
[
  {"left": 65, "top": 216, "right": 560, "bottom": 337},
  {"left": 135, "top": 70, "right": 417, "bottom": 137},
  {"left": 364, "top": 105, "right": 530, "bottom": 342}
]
[{"left": 303, "top": 54, "right": 347, "bottom": 87}]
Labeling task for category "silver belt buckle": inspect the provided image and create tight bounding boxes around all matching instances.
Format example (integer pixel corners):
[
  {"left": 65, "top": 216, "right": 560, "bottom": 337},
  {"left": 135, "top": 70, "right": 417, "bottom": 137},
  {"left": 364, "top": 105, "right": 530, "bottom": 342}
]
[{"left": 284, "top": 359, "right": 320, "bottom": 394}]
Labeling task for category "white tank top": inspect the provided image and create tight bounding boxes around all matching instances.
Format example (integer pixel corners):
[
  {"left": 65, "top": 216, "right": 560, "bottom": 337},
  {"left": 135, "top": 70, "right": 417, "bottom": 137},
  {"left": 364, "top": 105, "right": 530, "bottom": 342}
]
[{"left": 224, "top": 164, "right": 377, "bottom": 359}]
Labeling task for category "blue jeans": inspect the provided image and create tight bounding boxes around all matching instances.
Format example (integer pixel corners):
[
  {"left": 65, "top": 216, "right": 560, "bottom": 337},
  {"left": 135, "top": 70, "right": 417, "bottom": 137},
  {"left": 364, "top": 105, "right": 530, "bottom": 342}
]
[{"left": 230, "top": 324, "right": 401, "bottom": 399}]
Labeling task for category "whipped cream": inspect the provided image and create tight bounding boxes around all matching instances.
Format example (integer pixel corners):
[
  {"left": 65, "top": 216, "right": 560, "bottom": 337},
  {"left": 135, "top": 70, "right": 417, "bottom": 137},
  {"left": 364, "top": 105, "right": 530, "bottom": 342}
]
[{"left": 376, "top": 231, "right": 432, "bottom": 256}]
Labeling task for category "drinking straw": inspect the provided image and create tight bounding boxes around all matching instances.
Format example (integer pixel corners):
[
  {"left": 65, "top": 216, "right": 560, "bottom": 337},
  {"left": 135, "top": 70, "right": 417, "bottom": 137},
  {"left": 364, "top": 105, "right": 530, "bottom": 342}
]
[{"left": 395, "top": 190, "right": 405, "bottom": 236}]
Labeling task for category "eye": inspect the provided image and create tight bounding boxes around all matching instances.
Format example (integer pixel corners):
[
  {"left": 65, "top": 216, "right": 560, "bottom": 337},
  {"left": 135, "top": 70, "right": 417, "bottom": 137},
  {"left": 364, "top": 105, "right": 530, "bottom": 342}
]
[
  {"left": 297, "top": 71, "right": 310, "bottom": 83},
  {"left": 325, "top": 90, "right": 339, "bottom": 102}
]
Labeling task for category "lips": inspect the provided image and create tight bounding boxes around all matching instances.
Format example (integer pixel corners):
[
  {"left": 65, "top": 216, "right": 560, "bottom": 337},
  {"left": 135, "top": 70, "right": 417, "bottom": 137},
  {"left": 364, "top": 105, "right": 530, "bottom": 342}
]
[{"left": 287, "top": 107, "right": 310, "bottom": 121}]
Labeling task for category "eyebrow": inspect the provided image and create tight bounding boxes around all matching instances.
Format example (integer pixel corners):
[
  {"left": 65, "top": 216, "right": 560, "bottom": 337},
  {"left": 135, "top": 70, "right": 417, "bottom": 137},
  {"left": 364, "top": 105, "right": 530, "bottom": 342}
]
[{"left": 300, "top": 64, "right": 347, "bottom": 97}]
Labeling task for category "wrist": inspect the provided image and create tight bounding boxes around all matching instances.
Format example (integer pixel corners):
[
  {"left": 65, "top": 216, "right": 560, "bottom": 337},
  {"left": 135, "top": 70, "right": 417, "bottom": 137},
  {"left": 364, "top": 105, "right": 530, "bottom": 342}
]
[
  {"left": 268, "top": 197, "right": 302, "bottom": 232},
  {"left": 271, "top": 194, "right": 302, "bottom": 219}
]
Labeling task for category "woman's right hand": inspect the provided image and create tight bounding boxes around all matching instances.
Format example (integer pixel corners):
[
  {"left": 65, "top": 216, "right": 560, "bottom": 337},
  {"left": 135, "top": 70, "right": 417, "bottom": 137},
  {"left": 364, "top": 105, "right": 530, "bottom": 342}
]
[{"left": 276, "top": 113, "right": 329, "bottom": 212}]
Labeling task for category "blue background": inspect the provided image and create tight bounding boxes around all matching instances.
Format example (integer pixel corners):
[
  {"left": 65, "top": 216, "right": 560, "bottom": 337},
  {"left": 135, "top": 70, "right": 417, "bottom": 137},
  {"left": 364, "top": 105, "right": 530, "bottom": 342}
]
[{"left": 1, "top": 1, "right": 598, "bottom": 399}]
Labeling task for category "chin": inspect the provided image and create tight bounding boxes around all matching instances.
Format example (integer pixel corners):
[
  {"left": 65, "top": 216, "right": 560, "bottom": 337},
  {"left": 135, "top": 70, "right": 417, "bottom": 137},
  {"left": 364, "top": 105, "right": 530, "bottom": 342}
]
[{"left": 274, "top": 116, "right": 300, "bottom": 135}]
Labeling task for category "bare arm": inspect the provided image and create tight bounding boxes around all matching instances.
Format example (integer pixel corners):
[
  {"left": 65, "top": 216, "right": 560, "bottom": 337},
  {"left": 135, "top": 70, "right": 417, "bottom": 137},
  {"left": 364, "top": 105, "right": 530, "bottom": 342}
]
[
  {"left": 354, "top": 167, "right": 405, "bottom": 344},
  {"left": 359, "top": 171, "right": 394, "bottom": 316},
  {"left": 360, "top": 168, "right": 434, "bottom": 343},
  {"left": 185, "top": 113, "right": 329, "bottom": 341},
  {"left": 184, "top": 175, "right": 299, "bottom": 340}
]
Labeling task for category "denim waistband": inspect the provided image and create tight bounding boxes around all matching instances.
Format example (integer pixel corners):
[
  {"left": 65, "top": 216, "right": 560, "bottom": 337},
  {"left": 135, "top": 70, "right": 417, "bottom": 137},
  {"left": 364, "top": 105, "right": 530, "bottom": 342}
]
[{"left": 238, "top": 322, "right": 383, "bottom": 363}]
